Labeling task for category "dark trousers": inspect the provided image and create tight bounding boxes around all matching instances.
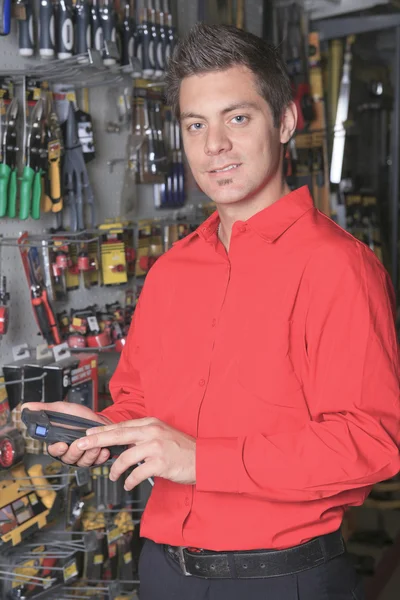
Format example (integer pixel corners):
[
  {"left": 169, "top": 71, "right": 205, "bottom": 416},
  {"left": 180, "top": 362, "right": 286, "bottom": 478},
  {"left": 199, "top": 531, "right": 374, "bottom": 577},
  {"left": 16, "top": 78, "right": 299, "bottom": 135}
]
[{"left": 138, "top": 539, "right": 366, "bottom": 600}]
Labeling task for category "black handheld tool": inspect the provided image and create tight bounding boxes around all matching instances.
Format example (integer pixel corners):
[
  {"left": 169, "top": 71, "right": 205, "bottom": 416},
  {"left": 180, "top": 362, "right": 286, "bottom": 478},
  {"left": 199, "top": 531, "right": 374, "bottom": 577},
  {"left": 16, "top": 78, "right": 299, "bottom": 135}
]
[
  {"left": 18, "top": 0, "right": 34, "bottom": 56},
  {"left": 21, "top": 408, "right": 128, "bottom": 455},
  {"left": 39, "top": 0, "right": 55, "bottom": 57},
  {"left": 120, "top": 0, "right": 134, "bottom": 67},
  {"left": 90, "top": 0, "right": 103, "bottom": 51},
  {"left": 75, "top": 0, "right": 90, "bottom": 56},
  {"left": 56, "top": 0, "right": 74, "bottom": 59},
  {"left": 100, "top": 0, "right": 117, "bottom": 65}
]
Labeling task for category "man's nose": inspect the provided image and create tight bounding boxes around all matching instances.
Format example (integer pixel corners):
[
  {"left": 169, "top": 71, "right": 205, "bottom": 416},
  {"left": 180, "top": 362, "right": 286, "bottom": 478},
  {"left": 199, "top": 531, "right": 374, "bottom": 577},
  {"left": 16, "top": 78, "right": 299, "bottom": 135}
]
[{"left": 204, "top": 125, "right": 232, "bottom": 155}]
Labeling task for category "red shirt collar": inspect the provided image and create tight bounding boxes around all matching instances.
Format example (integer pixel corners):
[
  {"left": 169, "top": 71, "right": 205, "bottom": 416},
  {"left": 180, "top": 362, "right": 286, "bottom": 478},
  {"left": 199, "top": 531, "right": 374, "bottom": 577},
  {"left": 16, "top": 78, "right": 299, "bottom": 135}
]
[{"left": 175, "top": 186, "right": 314, "bottom": 247}]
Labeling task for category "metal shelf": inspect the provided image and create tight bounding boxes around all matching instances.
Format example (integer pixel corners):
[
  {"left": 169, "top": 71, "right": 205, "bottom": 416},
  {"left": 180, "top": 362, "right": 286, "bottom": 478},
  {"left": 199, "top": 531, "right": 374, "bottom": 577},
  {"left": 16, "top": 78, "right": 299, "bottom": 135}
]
[{"left": 0, "top": 47, "right": 165, "bottom": 89}]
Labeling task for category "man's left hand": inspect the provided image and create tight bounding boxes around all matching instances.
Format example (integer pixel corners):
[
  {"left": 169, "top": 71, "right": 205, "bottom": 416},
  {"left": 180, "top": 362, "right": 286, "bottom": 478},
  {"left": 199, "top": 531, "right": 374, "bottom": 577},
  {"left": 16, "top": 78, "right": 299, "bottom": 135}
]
[{"left": 76, "top": 418, "right": 196, "bottom": 490}]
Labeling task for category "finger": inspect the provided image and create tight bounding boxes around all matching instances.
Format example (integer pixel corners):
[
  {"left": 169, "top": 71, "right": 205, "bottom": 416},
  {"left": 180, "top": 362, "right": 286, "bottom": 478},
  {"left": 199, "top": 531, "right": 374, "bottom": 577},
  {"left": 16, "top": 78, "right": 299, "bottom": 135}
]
[
  {"left": 77, "top": 426, "right": 149, "bottom": 451},
  {"left": 47, "top": 442, "right": 69, "bottom": 457},
  {"left": 94, "top": 448, "right": 111, "bottom": 465},
  {"left": 76, "top": 448, "right": 101, "bottom": 467},
  {"left": 56, "top": 439, "right": 85, "bottom": 465},
  {"left": 86, "top": 417, "right": 158, "bottom": 436},
  {"left": 23, "top": 401, "right": 67, "bottom": 412},
  {"left": 109, "top": 443, "right": 154, "bottom": 481},
  {"left": 124, "top": 460, "right": 158, "bottom": 490}
]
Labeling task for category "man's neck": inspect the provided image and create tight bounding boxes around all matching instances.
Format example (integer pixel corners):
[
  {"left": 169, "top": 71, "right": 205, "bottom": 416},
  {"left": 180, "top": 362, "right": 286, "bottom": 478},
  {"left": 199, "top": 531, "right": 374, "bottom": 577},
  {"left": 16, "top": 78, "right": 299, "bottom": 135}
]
[{"left": 217, "top": 180, "right": 291, "bottom": 251}]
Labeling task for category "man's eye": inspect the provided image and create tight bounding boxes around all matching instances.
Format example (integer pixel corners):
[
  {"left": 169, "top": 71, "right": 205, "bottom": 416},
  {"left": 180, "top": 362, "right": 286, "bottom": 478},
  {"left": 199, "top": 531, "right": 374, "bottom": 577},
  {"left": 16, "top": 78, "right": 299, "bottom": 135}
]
[
  {"left": 232, "top": 115, "right": 247, "bottom": 124},
  {"left": 188, "top": 123, "right": 204, "bottom": 131}
]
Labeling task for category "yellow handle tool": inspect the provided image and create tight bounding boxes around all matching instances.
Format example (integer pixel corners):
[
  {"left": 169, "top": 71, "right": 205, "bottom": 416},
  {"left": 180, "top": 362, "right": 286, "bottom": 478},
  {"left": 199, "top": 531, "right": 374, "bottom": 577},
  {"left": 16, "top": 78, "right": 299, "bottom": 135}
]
[
  {"left": 27, "top": 463, "right": 57, "bottom": 509},
  {"left": 48, "top": 138, "right": 63, "bottom": 212}
]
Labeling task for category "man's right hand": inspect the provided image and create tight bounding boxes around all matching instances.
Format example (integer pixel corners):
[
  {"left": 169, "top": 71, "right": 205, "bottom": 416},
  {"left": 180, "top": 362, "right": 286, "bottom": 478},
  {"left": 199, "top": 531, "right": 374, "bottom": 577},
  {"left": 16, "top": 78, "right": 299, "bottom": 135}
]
[{"left": 22, "top": 401, "right": 112, "bottom": 467}]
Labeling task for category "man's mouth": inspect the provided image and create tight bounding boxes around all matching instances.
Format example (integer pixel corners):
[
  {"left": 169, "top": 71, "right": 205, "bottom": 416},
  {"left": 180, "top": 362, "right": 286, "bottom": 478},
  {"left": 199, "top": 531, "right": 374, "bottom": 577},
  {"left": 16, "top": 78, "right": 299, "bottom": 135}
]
[{"left": 209, "top": 163, "right": 241, "bottom": 173}]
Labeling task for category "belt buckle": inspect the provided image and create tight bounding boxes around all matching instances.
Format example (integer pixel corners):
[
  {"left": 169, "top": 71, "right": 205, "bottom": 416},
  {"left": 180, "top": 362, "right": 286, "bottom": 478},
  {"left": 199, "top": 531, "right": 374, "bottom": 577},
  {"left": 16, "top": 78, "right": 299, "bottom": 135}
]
[{"left": 176, "top": 547, "right": 192, "bottom": 577}]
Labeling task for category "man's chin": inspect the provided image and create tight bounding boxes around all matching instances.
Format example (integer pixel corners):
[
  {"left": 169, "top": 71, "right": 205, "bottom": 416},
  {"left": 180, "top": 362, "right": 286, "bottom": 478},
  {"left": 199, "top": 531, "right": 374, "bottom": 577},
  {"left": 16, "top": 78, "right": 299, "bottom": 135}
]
[{"left": 208, "top": 188, "right": 248, "bottom": 205}]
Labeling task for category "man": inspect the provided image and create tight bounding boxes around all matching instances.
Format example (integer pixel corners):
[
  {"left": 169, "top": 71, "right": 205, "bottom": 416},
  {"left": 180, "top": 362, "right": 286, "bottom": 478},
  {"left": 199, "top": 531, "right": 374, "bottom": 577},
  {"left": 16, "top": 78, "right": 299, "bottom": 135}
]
[{"left": 26, "top": 24, "right": 399, "bottom": 600}]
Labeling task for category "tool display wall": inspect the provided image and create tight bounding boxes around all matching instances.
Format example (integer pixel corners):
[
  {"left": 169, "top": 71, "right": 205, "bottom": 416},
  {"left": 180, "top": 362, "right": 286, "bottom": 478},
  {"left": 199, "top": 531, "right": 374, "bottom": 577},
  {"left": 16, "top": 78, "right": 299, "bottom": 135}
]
[{"left": 0, "top": 0, "right": 185, "bottom": 365}]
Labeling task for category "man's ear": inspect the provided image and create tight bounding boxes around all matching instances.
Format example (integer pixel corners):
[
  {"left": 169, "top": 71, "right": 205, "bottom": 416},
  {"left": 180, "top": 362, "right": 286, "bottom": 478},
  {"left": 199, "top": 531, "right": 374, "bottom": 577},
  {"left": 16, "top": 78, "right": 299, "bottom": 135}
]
[{"left": 280, "top": 102, "right": 297, "bottom": 144}]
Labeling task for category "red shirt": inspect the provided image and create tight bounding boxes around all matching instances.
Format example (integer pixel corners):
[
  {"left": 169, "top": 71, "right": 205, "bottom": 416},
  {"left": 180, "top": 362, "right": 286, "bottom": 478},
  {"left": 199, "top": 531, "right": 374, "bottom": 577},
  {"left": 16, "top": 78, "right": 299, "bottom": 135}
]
[{"left": 104, "top": 186, "right": 400, "bottom": 551}]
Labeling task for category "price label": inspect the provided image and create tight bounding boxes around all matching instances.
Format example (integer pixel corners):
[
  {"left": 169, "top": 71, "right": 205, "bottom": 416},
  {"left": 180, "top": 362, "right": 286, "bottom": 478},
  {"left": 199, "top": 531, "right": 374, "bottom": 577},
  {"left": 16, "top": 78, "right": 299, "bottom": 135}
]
[
  {"left": 87, "top": 316, "right": 100, "bottom": 332},
  {"left": 107, "top": 527, "right": 121, "bottom": 544},
  {"left": 63, "top": 560, "right": 78, "bottom": 582}
]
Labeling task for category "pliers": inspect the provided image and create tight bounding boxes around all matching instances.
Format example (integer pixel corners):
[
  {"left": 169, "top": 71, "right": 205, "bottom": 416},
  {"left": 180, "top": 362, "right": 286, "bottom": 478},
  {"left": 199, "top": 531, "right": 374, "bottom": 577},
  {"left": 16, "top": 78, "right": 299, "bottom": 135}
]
[
  {"left": 0, "top": 98, "right": 18, "bottom": 218},
  {"left": 27, "top": 247, "right": 61, "bottom": 346},
  {"left": 20, "top": 98, "right": 45, "bottom": 220}
]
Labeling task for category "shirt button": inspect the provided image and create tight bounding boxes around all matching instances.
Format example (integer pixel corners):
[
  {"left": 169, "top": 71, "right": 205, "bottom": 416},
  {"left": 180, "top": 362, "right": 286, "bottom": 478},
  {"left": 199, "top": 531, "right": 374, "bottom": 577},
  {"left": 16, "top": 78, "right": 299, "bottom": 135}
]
[
  {"left": 199, "top": 379, "right": 205, "bottom": 387},
  {"left": 239, "top": 224, "right": 247, "bottom": 233},
  {"left": 185, "top": 497, "right": 190, "bottom": 506},
  {"left": 211, "top": 318, "right": 217, "bottom": 327}
]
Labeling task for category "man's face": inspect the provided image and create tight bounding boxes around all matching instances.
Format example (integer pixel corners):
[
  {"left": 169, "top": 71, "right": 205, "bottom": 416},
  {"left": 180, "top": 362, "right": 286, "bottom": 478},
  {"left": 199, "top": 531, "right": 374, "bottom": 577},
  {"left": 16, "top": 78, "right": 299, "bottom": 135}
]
[{"left": 179, "top": 65, "right": 287, "bottom": 207}]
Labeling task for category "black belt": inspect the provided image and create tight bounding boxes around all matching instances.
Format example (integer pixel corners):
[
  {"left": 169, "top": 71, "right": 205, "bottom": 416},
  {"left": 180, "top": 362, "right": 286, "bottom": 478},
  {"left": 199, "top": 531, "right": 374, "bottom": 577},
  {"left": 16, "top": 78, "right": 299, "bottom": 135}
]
[{"left": 165, "top": 529, "right": 345, "bottom": 579}]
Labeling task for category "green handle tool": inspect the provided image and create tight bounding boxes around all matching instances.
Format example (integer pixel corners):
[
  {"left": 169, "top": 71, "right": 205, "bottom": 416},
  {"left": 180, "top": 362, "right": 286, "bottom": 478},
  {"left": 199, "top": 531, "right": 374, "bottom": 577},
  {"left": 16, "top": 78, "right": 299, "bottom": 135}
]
[
  {"left": 31, "top": 170, "right": 42, "bottom": 220},
  {"left": 19, "top": 165, "right": 34, "bottom": 220},
  {"left": 7, "top": 169, "right": 17, "bottom": 218},
  {"left": 0, "top": 163, "right": 10, "bottom": 217}
]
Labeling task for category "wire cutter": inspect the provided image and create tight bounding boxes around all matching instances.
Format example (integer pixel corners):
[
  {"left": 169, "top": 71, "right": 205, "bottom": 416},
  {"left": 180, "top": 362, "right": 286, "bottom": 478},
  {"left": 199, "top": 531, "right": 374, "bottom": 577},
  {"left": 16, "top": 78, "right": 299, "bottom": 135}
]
[
  {"left": 27, "top": 247, "right": 61, "bottom": 346},
  {"left": 0, "top": 98, "right": 18, "bottom": 218},
  {"left": 20, "top": 98, "right": 45, "bottom": 220}
]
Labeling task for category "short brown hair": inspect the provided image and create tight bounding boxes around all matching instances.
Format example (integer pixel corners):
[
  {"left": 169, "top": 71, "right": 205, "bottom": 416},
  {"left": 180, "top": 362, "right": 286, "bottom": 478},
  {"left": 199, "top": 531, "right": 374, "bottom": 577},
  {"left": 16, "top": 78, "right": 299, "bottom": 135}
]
[{"left": 165, "top": 23, "right": 293, "bottom": 128}]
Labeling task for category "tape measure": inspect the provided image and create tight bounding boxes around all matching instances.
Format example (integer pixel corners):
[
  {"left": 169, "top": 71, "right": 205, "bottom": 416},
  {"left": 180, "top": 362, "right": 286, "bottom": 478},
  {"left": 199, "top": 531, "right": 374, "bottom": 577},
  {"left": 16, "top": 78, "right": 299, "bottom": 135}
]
[{"left": 0, "top": 429, "right": 25, "bottom": 468}]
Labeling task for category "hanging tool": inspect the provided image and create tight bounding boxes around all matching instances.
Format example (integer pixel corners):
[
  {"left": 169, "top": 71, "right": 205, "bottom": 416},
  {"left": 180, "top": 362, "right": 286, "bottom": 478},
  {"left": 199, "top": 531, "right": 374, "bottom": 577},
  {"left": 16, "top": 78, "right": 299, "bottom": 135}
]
[
  {"left": 148, "top": 0, "right": 159, "bottom": 77},
  {"left": 278, "top": 3, "right": 314, "bottom": 132},
  {"left": 76, "top": 104, "right": 95, "bottom": 163},
  {"left": 56, "top": 0, "right": 74, "bottom": 59},
  {"left": 46, "top": 93, "right": 63, "bottom": 212},
  {"left": 136, "top": 0, "right": 153, "bottom": 77},
  {"left": 236, "top": 0, "right": 244, "bottom": 29},
  {"left": 61, "top": 102, "right": 95, "bottom": 231},
  {"left": 100, "top": 0, "right": 117, "bottom": 66},
  {"left": 16, "top": 0, "right": 34, "bottom": 56},
  {"left": 330, "top": 36, "right": 356, "bottom": 184},
  {"left": 39, "top": 0, "right": 55, "bottom": 57},
  {"left": 0, "top": 0, "right": 11, "bottom": 35},
  {"left": 75, "top": 0, "right": 91, "bottom": 57},
  {"left": 20, "top": 99, "right": 45, "bottom": 221},
  {"left": 91, "top": 0, "right": 103, "bottom": 51},
  {"left": 120, "top": 0, "right": 135, "bottom": 67},
  {"left": 26, "top": 247, "right": 61, "bottom": 345},
  {"left": 40, "top": 103, "right": 53, "bottom": 213},
  {"left": 154, "top": 0, "right": 165, "bottom": 75},
  {"left": 164, "top": 0, "right": 175, "bottom": 65},
  {"left": 0, "top": 98, "right": 18, "bottom": 219},
  {"left": 0, "top": 276, "right": 10, "bottom": 336}
]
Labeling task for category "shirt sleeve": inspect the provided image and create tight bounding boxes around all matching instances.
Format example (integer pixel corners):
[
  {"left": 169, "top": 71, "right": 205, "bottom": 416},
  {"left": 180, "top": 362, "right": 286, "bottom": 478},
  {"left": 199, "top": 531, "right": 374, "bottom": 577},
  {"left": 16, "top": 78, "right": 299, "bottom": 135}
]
[
  {"left": 100, "top": 294, "right": 147, "bottom": 424},
  {"left": 196, "top": 242, "right": 400, "bottom": 500}
]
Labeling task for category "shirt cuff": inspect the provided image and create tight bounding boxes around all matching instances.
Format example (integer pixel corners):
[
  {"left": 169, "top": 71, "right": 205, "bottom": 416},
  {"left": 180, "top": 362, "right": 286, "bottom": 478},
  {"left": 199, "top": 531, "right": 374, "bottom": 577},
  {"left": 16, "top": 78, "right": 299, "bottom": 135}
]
[
  {"left": 196, "top": 437, "right": 241, "bottom": 493},
  {"left": 96, "top": 409, "right": 117, "bottom": 424}
]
